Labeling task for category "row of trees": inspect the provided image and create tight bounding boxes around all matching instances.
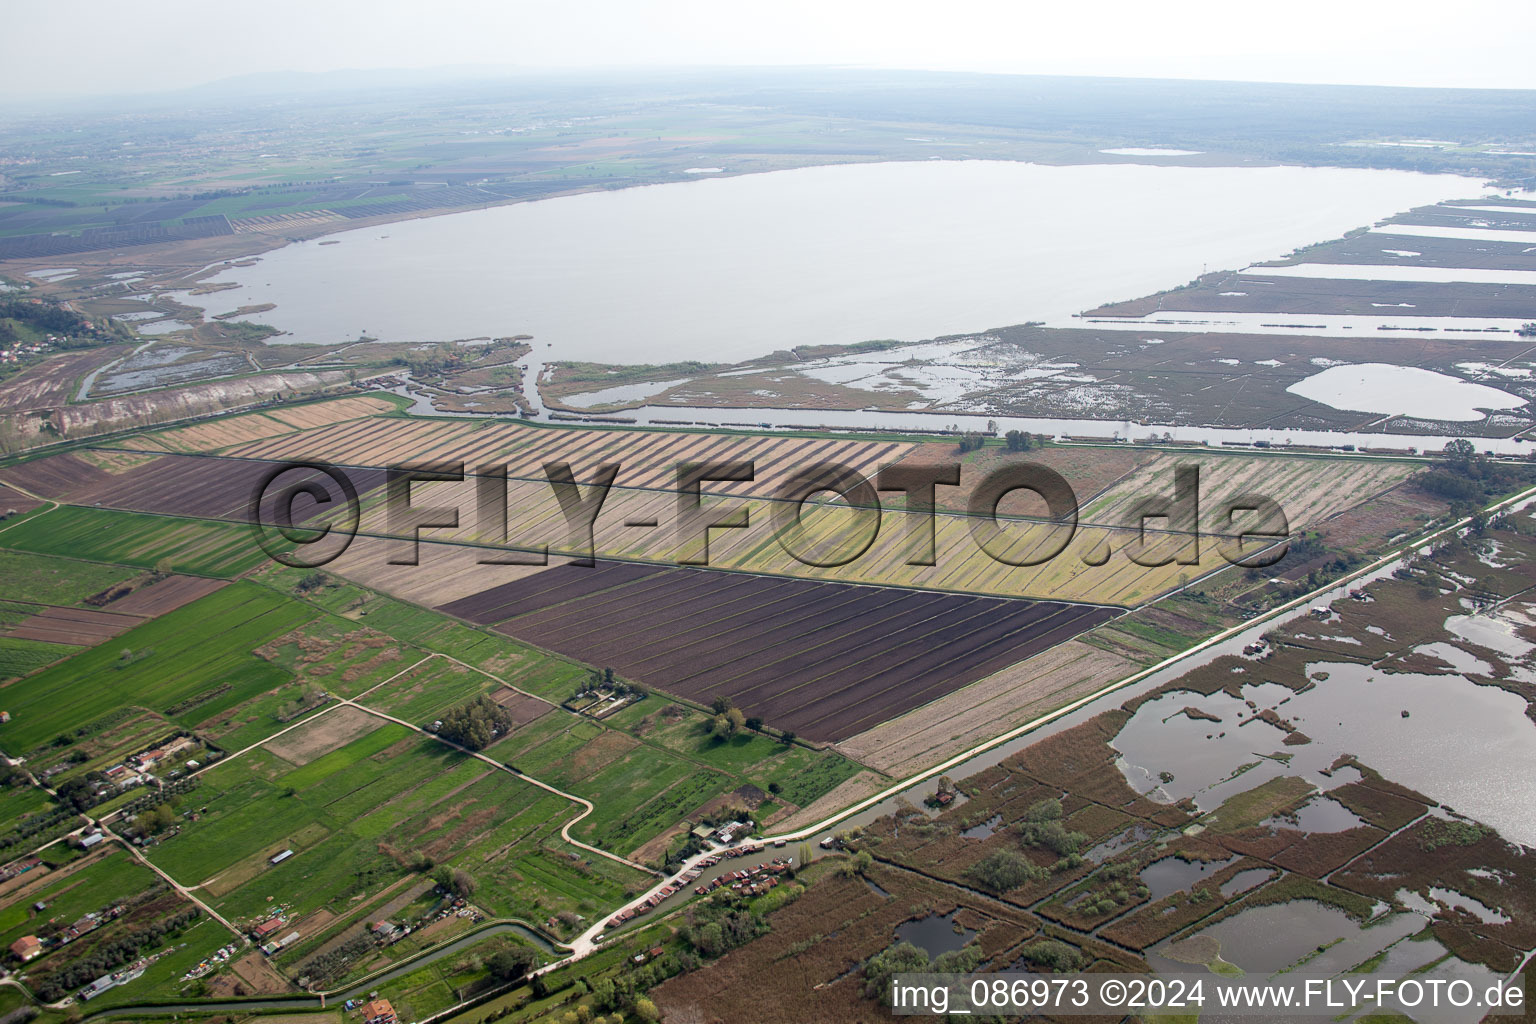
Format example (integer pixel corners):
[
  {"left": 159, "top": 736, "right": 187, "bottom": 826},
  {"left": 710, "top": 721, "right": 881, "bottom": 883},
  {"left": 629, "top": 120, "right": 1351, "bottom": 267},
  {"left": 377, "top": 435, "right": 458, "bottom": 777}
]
[
  {"left": 706, "top": 695, "right": 779, "bottom": 740},
  {"left": 956, "top": 428, "right": 1041, "bottom": 453},
  {"left": 32, "top": 905, "right": 201, "bottom": 1002}
]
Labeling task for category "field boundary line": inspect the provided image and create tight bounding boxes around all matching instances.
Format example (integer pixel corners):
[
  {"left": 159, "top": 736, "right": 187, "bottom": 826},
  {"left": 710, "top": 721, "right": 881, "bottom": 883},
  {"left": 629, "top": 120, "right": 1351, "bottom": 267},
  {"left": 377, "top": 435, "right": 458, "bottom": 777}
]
[
  {"left": 339, "top": 695, "right": 656, "bottom": 875},
  {"left": 99, "top": 822, "right": 247, "bottom": 945}
]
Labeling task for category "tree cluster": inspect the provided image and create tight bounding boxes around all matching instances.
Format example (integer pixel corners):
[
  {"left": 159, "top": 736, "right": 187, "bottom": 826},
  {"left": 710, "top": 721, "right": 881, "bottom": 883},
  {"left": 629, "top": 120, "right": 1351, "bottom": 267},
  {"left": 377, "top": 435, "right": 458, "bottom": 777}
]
[
  {"left": 1003, "top": 429, "right": 1037, "bottom": 451},
  {"left": 863, "top": 939, "right": 984, "bottom": 1001},
  {"left": 681, "top": 895, "right": 769, "bottom": 960},
  {"left": 0, "top": 298, "right": 96, "bottom": 338},
  {"left": 53, "top": 772, "right": 109, "bottom": 814},
  {"left": 132, "top": 800, "right": 180, "bottom": 837},
  {"left": 435, "top": 695, "right": 515, "bottom": 751},
  {"left": 434, "top": 865, "right": 478, "bottom": 899},
  {"left": 486, "top": 944, "right": 539, "bottom": 981},
  {"left": 964, "top": 848, "right": 1048, "bottom": 892},
  {"left": 956, "top": 431, "right": 988, "bottom": 453},
  {"left": 1416, "top": 439, "right": 1532, "bottom": 513},
  {"left": 1014, "top": 798, "right": 1088, "bottom": 861}
]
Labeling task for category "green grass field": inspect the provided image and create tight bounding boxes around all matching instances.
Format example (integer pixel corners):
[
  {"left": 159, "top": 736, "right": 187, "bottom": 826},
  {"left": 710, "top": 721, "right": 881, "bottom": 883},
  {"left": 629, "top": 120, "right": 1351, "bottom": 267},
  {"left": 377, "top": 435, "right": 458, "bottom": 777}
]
[
  {"left": 0, "top": 636, "right": 74, "bottom": 681},
  {"left": 0, "top": 550, "right": 138, "bottom": 604},
  {"left": 359, "top": 929, "right": 544, "bottom": 1021},
  {"left": 0, "top": 782, "right": 72, "bottom": 866},
  {"left": 360, "top": 657, "right": 501, "bottom": 723},
  {"left": 0, "top": 581, "right": 315, "bottom": 752},
  {"left": 0, "top": 506, "right": 269, "bottom": 577},
  {"left": 81, "top": 916, "right": 236, "bottom": 1010},
  {"left": 264, "top": 567, "right": 588, "bottom": 691},
  {"left": 151, "top": 727, "right": 646, "bottom": 934}
]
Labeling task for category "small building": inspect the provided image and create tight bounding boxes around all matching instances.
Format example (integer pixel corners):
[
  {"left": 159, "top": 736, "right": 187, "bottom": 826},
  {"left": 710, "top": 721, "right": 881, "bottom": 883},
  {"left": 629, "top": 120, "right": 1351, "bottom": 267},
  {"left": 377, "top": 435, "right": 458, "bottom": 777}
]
[
  {"left": 252, "top": 918, "right": 285, "bottom": 939},
  {"left": 361, "top": 998, "right": 398, "bottom": 1024},
  {"left": 10, "top": 935, "right": 42, "bottom": 962},
  {"left": 0, "top": 711, "right": 10, "bottom": 723},
  {"left": 79, "top": 975, "right": 116, "bottom": 1000},
  {"left": 269, "top": 849, "right": 294, "bottom": 866},
  {"left": 690, "top": 824, "right": 714, "bottom": 840},
  {"left": 80, "top": 832, "right": 104, "bottom": 848}
]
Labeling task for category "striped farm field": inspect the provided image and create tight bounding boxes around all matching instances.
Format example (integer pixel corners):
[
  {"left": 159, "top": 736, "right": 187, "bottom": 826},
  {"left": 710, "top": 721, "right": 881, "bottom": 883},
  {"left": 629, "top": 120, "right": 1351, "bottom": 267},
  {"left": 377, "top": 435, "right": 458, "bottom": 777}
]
[
  {"left": 3, "top": 413, "right": 1422, "bottom": 611},
  {"left": 0, "top": 505, "right": 269, "bottom": 577},
  {"left": 117, "top": 394, "right": 399, "bottom": 453},
  {"left": 198, "top": 414, "right": 1419, "bottom": 606},
  {"left": 442, "top": 561, "right": 1118, "bottom": 742},
  {"left": 1, "top": 451, "right": 387, "bottom": 528}
]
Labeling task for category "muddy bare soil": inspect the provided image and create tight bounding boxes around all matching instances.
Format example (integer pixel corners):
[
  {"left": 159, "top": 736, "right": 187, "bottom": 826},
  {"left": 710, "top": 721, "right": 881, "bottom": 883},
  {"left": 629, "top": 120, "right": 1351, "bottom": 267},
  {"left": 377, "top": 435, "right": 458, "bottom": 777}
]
[{"left": 446, "top": 560, "right": 1118, "bottom": 742}]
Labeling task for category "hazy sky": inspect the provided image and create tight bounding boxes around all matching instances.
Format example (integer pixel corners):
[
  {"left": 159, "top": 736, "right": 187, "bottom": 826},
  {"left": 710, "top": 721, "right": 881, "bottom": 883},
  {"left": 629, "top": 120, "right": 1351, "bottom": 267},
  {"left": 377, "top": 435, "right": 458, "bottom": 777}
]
[{"left": 6, "top": 0, "right": 1536, "bottom": 99}]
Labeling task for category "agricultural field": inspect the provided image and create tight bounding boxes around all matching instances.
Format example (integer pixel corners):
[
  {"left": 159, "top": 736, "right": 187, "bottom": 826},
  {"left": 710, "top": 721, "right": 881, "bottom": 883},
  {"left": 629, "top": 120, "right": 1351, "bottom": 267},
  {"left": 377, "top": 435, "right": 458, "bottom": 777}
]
[
  {"left": 0, "top": 581, "right": 316, "bottom": 754},
  {"left": 0, "top": 847, "right": 221, "bottom": 1009},
  {"left": 445, "top": 561, "right": 1117, "bottom": 742},
  {"left": 0, "top": 550, "right": 151, "bottom": 680},
  {"left": 0, "top": 450, "right": 388, "bottom": 526},
  {"left": 179, "top": 408, "right": 1427, "bottom": 608},
  {"left": 146, "top": 724, "right": 647, "bottom": 964},
  {"left": 0, "top": 505, "right": 270, "bottom": 577}
]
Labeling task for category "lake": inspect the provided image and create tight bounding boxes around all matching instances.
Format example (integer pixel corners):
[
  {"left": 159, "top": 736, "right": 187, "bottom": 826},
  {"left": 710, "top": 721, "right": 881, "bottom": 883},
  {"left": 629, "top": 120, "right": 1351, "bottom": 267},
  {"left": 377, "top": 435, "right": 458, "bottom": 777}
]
[{"left": 188, "top": 160, "right": 1482, "bottom": 363}]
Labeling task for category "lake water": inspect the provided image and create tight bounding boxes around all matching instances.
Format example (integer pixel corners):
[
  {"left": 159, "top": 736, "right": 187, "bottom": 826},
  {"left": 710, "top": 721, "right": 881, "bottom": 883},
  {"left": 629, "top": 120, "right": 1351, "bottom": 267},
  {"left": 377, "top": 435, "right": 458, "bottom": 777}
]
[
  {"left": 895, "top": 910, "right": 978, "bottom": 958},
  {"left": 1285, "top": 363, "right": 1525, "bottom": 421},
  {"left": 187, "top": 160, "right": 1482, "bottom": 363},
  {"left": 1111, "top": 661, "right": 1536, "bottom": 846}
]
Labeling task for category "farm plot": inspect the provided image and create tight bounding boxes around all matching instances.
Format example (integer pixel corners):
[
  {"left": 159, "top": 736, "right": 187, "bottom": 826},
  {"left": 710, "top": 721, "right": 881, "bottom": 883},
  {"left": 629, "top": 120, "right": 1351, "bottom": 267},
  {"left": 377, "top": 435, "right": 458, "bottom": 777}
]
[
  {"left": 447, "top": 563, "right": 1118, "bottom": 742},
  {"left": 150, "top": 728, "right": 645, "bottom": 933},
  {"left": 59, "top": 414, "right": 1417, "bottom": 607},
  {"left": 1078, "top": 451, "right": 1417, "bottom": 531},
  {"left": 0, "top": 505, "right": 269, "bottom": 577},
  {"left": 220, "top": 414, "right": 915, "bottom": 497},
  {"left": 104, "top": 573, "right": 226, "bottom": 616},
  {"left": 0, "top": 636, "right": 73, "bottom": 681},
  {"left": 357, "top": 657, "right": 505, "bottom": 723},
  {"left": 300, "top": 442, "right": 1403, "bottom": 608},
  {"left": 0, "top": 549, "right": 139, "bottom": 606},
  {"left": 263, "top": 566, "right": 593, "bottom": 693},
  {"left": 0, "top": 781, "right": 72, "bottom": 861},
  {"left": 2, "top": 604, "right": 145, "bottom": 645},
  {"left": 0, "top": 849, "right": 163, "bottom": 959},
  {"left": 483, "top": 710, "right": 737, "bottom": 855},
  {"left": 0, "top": 482, "right": 40, "bottom": 515},
  {"left": 120, "top": 394, "right": 397, "bottom": 453},
  {"left": 0, "top": 580, "right": 317, "bottom": 754},
  {"left": 3, "top": 451, "right": 388, "bottom": 526}
]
